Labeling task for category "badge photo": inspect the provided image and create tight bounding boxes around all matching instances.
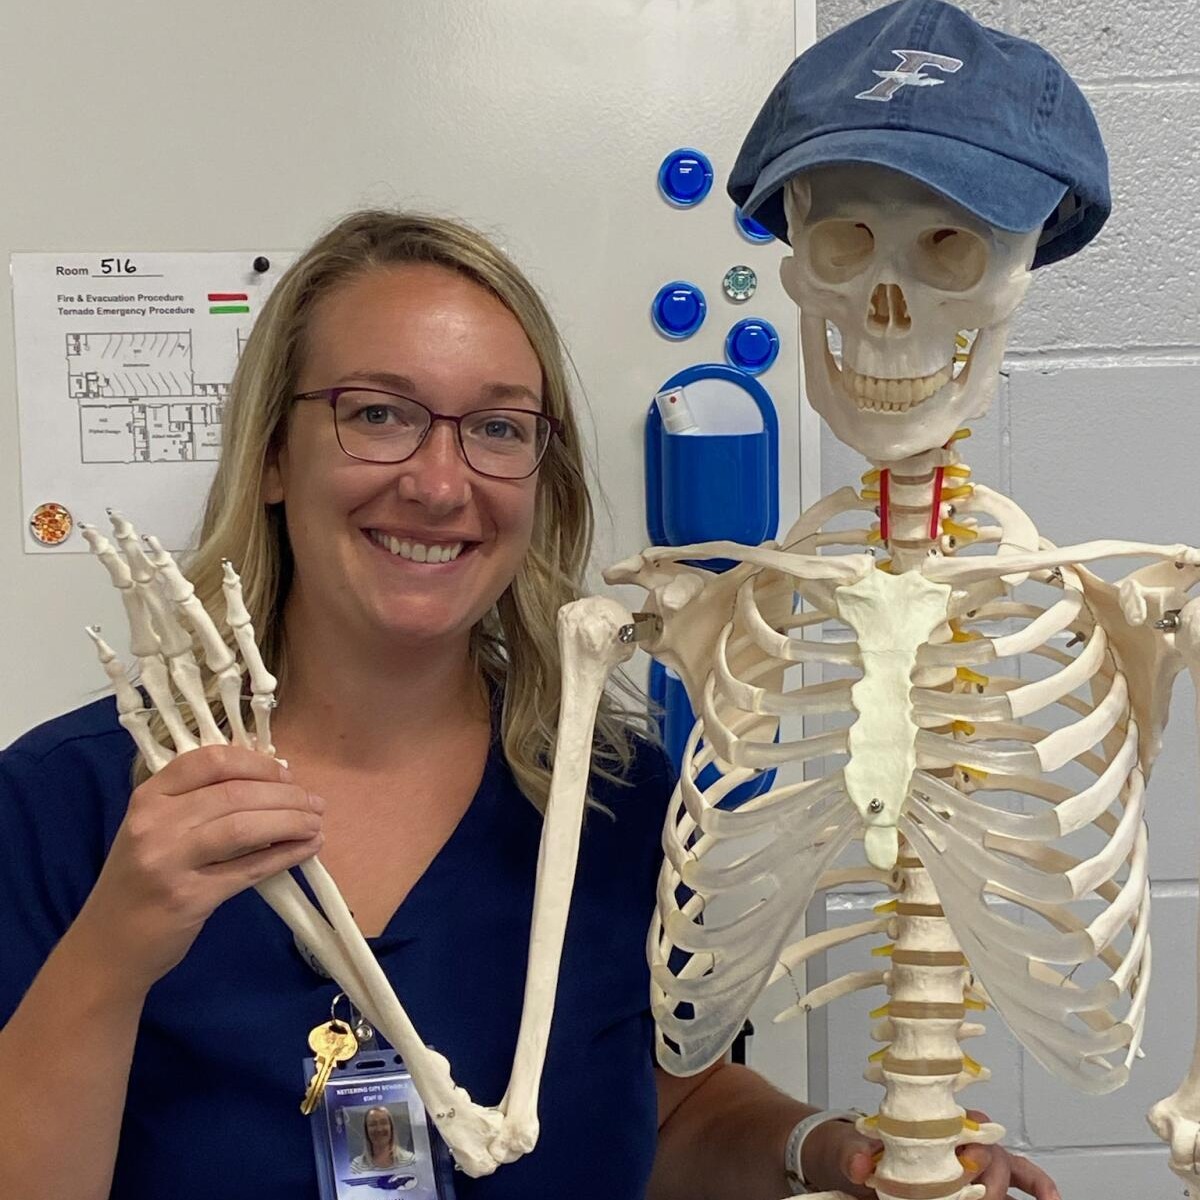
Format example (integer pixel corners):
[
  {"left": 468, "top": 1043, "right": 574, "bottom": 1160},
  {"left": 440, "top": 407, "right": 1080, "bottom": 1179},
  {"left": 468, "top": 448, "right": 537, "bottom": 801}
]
[{"left": 306, "top": 1048, "right": 458, "bottom": 1200}]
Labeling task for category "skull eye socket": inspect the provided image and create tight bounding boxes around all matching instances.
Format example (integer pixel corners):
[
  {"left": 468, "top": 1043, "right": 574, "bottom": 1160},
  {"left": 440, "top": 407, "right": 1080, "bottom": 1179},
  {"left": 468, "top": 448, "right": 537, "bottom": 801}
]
[
  {"left": 914, "top": 227, "right": 988, "bottom": 292},
  {"left": 808, "top": 220, "right": 875, "bottom": 283}
]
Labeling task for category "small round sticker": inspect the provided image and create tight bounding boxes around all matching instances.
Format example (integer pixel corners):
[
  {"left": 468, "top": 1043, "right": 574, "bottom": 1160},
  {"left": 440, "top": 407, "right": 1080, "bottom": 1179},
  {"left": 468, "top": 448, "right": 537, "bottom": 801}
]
[
  {"left": 723, "top": 265, "right": 757, "bottom": 302},
  {"left": 30, "top": 502, "right": 73, "bottom": 546}
]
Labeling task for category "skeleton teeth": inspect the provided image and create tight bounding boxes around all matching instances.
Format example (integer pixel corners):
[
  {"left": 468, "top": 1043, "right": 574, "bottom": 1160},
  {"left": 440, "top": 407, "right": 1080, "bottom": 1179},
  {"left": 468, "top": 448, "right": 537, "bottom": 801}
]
[
  {"left": 369, "top": 531, "right": 464, "bottom": 562},
  {"left": 842, "top": 362, "right": 953, "bottom": 412}
]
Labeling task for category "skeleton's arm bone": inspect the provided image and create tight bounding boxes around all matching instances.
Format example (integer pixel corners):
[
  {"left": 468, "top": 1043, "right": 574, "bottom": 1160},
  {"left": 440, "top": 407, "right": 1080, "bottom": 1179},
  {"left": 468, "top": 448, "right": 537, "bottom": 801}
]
[
  {"left": 85, "top": 517, "right": 518, "bottom": 1176},
  {"left": 498, "top": 597, "right": 637, "bottom": 1150},
  {"left": 1148, "top": 599, "right": 1200, "bottom": 1181}
]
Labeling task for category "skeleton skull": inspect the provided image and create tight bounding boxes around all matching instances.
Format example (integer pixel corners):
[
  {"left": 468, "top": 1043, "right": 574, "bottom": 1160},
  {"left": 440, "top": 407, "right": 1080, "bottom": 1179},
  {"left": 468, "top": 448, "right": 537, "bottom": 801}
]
[{"left": 781, "top": 163, "right": 1041, "bottom": 462}]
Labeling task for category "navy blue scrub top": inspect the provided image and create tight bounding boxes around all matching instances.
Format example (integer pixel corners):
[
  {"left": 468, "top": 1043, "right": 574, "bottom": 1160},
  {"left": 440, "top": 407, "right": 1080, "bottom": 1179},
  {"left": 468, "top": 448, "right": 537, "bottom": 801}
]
[{"left": 0, "top": 698, "right": 675, "bottom": 1199}]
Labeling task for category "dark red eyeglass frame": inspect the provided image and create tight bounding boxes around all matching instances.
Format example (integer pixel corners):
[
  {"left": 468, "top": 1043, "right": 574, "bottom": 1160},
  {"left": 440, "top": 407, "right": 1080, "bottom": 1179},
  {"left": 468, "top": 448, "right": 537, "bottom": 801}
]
[{"left": 292, "top": 386, "right": 563, "bottom": 480}]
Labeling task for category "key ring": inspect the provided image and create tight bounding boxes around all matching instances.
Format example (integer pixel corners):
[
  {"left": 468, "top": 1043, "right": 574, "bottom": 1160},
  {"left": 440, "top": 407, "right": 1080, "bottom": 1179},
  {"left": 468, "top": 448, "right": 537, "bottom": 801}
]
[{"left": 331, "top": 991, "right": 376, "bottom": 1046}]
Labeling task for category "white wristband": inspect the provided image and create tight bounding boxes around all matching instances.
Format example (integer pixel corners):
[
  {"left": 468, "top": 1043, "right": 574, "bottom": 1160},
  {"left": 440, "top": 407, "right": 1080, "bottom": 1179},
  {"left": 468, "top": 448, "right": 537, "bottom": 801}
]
[{"left": 784, "top": 1109, "right": 861, "bottom": 1194}]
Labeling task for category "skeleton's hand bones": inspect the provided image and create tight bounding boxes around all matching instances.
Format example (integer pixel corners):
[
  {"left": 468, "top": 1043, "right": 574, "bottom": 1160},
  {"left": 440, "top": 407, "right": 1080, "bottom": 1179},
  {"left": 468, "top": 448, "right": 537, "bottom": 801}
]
[{"left": 83, "top": 513, "right": 632, "bottom": 1176}]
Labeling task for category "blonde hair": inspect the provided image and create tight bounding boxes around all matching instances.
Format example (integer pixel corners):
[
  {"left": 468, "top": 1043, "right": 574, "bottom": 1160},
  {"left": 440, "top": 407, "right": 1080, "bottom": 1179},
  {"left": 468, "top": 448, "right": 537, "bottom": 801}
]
[{"left": 137, "top": 210, "right": 649, "bottom": 806}]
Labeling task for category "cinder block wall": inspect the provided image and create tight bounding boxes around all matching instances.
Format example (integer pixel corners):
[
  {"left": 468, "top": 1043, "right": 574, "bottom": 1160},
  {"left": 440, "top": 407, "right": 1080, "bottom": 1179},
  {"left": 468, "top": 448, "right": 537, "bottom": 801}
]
[{"left": 812, "top": 1, "right": 1200, "bottom": 1192}]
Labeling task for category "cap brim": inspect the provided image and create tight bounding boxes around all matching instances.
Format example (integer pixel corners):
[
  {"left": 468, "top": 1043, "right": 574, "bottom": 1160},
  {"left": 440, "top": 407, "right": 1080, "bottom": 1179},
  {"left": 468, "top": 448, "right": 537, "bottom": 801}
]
[{"left": 741, "top": 128, "right": 1069, "bottom": 246}]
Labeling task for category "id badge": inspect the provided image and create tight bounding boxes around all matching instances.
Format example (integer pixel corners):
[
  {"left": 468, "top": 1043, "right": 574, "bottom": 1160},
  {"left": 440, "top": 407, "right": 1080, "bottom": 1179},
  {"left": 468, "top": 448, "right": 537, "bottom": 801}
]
[{"left": 307, "top": 1047, "right": 458, "bottom": 1199}]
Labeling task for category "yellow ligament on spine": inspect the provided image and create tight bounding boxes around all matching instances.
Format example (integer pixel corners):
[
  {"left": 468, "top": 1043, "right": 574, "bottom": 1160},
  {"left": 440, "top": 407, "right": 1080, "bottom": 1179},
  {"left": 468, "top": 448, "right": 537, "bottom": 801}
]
[
  {"left": 942, "top": 519, "right": 978, "bottom": 545},
  {"left": 956, "top": 666, "right": 989, "bottom": 690}
]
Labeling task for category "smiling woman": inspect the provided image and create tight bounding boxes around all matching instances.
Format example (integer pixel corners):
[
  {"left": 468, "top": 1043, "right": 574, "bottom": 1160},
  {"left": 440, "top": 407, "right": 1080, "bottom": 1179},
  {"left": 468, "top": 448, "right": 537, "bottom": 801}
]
[
  {"left": 0, "top": 211, "right": 680, "bottom": 1200},
  {"left": 176, "top": 213, "right": 637, "bottom": 811}
]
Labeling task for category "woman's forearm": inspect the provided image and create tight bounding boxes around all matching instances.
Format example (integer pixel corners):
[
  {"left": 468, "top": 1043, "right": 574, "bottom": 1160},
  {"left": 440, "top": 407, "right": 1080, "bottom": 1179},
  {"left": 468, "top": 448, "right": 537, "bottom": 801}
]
[
  {"left": 650, "top": 1062, "right": 818, "bottom": 1200},
  {"left": 0, "top": 918, "right": 148, "bottom": 1200}
]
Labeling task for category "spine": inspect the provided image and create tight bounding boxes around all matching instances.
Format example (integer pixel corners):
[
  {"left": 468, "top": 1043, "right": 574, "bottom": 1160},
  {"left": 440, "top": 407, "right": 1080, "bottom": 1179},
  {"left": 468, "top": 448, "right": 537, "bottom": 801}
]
[{"left": 863, "top": 852, "right": 995, "bottom": 1200}]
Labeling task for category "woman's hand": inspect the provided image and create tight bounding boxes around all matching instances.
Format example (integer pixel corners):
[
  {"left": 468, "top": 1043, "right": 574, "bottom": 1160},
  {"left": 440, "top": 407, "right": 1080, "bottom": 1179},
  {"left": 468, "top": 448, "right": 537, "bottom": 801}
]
[
  {"left": 70, "top": 745, "right": 324, "bottom": 994},
  {"left": 817, "top": 1110, "right": 1062, "bottom": 1200}
]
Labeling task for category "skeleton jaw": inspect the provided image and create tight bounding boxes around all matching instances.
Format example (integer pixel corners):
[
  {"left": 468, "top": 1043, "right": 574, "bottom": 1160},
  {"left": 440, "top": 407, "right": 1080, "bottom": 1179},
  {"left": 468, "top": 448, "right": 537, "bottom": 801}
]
[
  {"left": 802, "top": 314, "right": 1002, "bottom": 462},
  {"left": 841, "top": 359, "right": 955, "bottom": 414}
]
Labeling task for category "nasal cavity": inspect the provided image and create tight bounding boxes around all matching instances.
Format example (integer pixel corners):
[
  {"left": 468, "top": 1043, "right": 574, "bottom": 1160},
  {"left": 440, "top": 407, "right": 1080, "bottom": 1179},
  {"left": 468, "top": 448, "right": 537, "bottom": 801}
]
[{"left": 867, "top": 283, "right": 911, "bottom": 332}]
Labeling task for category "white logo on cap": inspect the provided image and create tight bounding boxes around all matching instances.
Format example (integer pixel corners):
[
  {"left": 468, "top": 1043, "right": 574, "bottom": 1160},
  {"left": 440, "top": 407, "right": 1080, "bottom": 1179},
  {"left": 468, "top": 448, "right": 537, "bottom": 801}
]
[{"left": 856, "top": 49, "right": 964, "bottom": 102}]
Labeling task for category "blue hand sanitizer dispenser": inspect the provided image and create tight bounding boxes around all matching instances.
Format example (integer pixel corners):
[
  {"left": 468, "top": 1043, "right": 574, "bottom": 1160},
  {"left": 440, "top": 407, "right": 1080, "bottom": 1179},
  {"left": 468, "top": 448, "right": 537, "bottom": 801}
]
[{"left": 644, "top": 363, "right": 780, "bottom": 806}]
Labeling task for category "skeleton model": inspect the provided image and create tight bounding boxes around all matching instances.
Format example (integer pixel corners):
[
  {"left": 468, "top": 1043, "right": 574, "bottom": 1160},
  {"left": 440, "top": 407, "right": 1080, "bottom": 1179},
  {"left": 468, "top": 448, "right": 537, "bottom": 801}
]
[
  {"left": 83, "top": 14, "right": 1200, "bottom": 1199},
  {"left": 607, "top": 159, "right": 1200, "bottom": 1199}
]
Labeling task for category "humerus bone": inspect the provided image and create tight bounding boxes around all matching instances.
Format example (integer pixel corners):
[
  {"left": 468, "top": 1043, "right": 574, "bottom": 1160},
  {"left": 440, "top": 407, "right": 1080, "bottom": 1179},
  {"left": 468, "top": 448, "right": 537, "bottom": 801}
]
[
  {"left": 1147, "top": 596, "right": 1200, "bottom": 1195},
  {"left": 83, "top": 513, "right": 636, "bottom": 1176}
]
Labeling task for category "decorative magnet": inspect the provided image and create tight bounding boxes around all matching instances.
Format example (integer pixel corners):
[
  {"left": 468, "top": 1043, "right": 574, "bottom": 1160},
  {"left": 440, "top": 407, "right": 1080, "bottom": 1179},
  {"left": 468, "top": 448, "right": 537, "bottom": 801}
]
[
  {"left": 29, "top": 502, "right": 73, "bottom": 545},
  {"left": 734, "top": 206, "right": 775, "bottom": 243},
  {"left": 657, "top": 148, "right": 714, "bottom": 207},
  {"left": 725, "top": 317, "right": 780, "bottom": 375},
  {"left": 651, "top": 281, "right": 707, "bottom": 340},
  {"left": 723, "top": 265, "right": 757, "bottom": 302}
]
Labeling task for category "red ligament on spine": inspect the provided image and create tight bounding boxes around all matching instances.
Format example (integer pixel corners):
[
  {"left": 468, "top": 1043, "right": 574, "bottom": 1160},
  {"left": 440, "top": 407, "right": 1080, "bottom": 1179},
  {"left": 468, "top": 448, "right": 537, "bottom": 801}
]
[
  {"left": 879, "top": 469, "right": 891, "bottom": 543},
  {"left": 929, "top": 465, "right": 946, "bottom": 540}
]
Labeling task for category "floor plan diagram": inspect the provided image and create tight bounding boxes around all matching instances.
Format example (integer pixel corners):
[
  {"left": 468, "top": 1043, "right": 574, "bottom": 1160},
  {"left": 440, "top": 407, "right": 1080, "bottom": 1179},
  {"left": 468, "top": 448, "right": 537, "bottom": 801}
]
[{"left": 68, "top": 331, "right": 237, "bottom": 463}]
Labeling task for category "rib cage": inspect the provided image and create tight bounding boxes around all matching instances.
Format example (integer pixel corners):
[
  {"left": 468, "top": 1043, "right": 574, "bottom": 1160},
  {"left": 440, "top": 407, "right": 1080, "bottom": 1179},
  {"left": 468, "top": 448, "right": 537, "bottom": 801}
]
[{"left": 649, "top": 499, "right": 1151, "bottom": 1096}]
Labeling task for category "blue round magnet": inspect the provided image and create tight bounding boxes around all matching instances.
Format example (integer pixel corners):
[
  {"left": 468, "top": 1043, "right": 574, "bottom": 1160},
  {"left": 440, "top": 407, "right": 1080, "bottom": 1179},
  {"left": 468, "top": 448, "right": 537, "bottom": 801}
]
[
  {"left": 734, "top": 206, "right": 775, "bottom": 243},
  {"left": 725, "top": 317, "right": 780, "bottom": 374},
  {"left": 652, "top": 281, "right": 707, "bottom": 340},
  {"left": 658, "top": 148, "right": 714, "bottom": 207}
]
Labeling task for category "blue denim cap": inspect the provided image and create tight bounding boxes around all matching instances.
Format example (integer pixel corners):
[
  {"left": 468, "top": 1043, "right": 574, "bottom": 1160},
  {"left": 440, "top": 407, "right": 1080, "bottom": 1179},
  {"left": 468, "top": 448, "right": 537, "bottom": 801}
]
[{"left": 728, "top": 0, "right": 1109, "bottom": 268}]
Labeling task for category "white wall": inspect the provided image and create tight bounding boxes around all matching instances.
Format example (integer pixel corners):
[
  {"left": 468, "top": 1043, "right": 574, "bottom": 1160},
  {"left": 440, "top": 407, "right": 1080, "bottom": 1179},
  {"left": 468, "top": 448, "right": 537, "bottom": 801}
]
[{"left": 814, "top": 1, "right": 1200, "bottom": 1193}]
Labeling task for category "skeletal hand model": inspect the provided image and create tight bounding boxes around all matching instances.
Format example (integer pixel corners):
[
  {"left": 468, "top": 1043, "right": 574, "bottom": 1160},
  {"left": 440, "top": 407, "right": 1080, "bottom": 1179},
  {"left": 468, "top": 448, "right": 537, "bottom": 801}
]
[
  {"left": 598, "top": 163, "right": 1200, "bottom": 1200},
  {"left": 83, "top": 511, "right": 636, "bottom": 1176}
]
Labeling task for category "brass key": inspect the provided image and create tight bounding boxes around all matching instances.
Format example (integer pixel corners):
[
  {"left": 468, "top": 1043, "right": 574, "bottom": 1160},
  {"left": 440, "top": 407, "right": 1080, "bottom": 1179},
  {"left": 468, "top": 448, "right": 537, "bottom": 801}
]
[{"left": 300, "top": 1020, "right": 358, "bottom": 1115}]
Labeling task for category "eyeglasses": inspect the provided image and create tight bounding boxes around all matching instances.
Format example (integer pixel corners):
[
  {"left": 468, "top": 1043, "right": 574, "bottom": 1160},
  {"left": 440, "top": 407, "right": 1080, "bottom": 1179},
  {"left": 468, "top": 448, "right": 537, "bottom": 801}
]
[{"left": 292, "top": 387, "right": 561, "bottom": 480}]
